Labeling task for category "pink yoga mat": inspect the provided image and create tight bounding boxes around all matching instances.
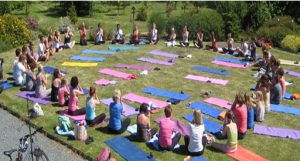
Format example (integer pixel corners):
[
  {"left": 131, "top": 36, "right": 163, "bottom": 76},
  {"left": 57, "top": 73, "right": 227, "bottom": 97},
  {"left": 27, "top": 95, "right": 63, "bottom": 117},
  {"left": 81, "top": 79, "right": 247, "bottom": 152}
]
[
  {"left": 203, "top": 97, "right": 232, "bottom": 109},
  {"left": 59, "top": 109, "right": 85, "bottom": 121},
  {"left": 122, "top": 93, "right": 168, "bottom": 109},
  {"left": 94, "top": 78, "right": 111, "bottom": 86},
  {"left": 155, "top": 117, "right": 190, "bottom": 136},
  {"left": 212, "top": 60, "right": 247, "bottom": 69},
  {"left": 185, "top": 74, "right": 228, "bottom": 86},
  {"left": 98, "top": 68, "right": 136, "bottom": 80}
]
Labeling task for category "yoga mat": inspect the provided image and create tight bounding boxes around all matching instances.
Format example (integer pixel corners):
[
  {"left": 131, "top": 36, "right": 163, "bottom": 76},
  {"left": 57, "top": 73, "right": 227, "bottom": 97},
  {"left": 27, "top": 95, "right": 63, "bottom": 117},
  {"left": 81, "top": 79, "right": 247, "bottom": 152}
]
[
  {"left": 212, "top": 60, "right": 247, "bottom": 69},
  {"left": 137, "top": 57, "right": 174, "bottom": 66},
  {"left": 94, "top": 78, "right": 111, "bottom": 86},
  {"left": 122, "top": 93, "right": 168, "bottom": 109},
  {"left": 101, "top": 98, "right": 139, "bottom": 117},
  {"left": 16, "top": 91, "right": 51, "bottom": 105},
  {"left": 1, "top": 81, "right": 13, "bottom": 90},
  {"left": 227, "top": 145, "right": 269, "bottom": 161},
  {"left": 190, "top": 157, "right": 207, "bottom": 161},
  {"left": 147, "top": 133, "right": 180, "bottom": 151},
  {"left": 115, "top": 63, "right": 153, "bottom": 71},
  {"left": 149, "top": 50, "right": 179, "bottom": 58},
  {"left": 127, "top": 124, "right": 138, "bottom": 135},
  {"left": 143, "top": 86, "right": 190, "bottom": 101},
  {"left": 253, "top": 124, "right": 300, "bottom": 140},
  {"left": 61, "top": 62, "right": 98, "bottom": 67},
  {"left": 70, "top": 56, "right": 105, "bottom": 62},
  {"left": 183, "top": 114, "right": 222, "bottom": 134},
  {"left": 105, "top": 136, "right": 156, "bottom": 161},
  {"left": 270, "top": 104, "right": 300, "bottom": 116},
  {"left": 99, "top": 68, "right": 136, "bottom": 80},
  {"left": 44, "top": 66, "right": 67, "bottom": 76},
  {"left": 59, "top": 109, "right": 86, "bottom": 121},
  {"left": 68, "top": 86, "right": 89, "bottom": 95},
  {"left": 82, "top": 49, "right": 115, "bottom": 55},
  {"left": 187, "top": 102, "right": 222, "bottom": 119},
  {"left": 203, "top": 97, "right": 232, "bottom": 110},
  {"left": 214, "top": 56, "right": 249, "bottom": 65},
  {"left": 285, "top": 70, "right": 300, "bottom": 78},
  {"left": 279, "top": 59, "right": 300, "bottom": 67},
  {"left": 108, "top": 45, "right": 139, "bottom": 51},
  {"left": 185, "top": 74, "right": 228, "bottom": 86},
  {"left": 154, "top": 117, "right": 190, "bottom": 136},
  {"left": 192, "top": 66, "right": 230, "bottom": 76}
]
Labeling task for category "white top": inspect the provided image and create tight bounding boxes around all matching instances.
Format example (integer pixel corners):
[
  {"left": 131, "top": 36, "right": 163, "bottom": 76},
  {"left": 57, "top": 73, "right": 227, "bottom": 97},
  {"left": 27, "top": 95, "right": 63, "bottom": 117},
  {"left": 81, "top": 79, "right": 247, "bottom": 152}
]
[
  {"left": 188, "top": 123, "right": 205, "bottom": 152},
  {"left": 256, "top": 101, "right": 265, "bottom": 121},
  {"left": 151, "top": 29, "right": 158, "bottom": 40},
  {"left": 38, "top": 42, "right": 44, "bottom": 58},
  {"left": 114, "top": 29, "right": 123, "bottom": 40},
  {"left": 242, "top": 42, "right": 249, "bottom": 55},
  {"left": 96, "top": 28, "right": 104, "bottom": 42},
  {"left": 14, "top": 62, "right": 26, "bottom": 85},
  {"left": 183, "top": 31, "right": 189, "bottom": 43}
]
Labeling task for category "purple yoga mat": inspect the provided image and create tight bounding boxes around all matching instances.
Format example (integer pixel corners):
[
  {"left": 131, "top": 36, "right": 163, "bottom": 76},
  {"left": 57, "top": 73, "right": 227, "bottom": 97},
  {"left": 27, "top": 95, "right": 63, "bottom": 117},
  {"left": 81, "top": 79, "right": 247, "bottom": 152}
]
[
  {"left": 59, "top": 109, "right": 86, "bottom": 121},
  {"left": 115, "top": 63, "right": 153, "bottom": 71},
  {"left": 137, "top": 57, "right": 174, "bottom": 66},
  {"left": 253, "top": 124, "right": 300, "bottom": 140},
  {"left": 285, "top": 70, "right": 300, "bottom": 78},
  {"left": 101, "top": 98, "right": 139, "bottom": 117},
  {"left": 16, "top": 91, "right": 51, "bottom": 105},
  {"left": 155, "top": 117, "right": 190, "bottom": 136},
  {"left": 149, "top": 50, "right": 179, "bottom": 58}
]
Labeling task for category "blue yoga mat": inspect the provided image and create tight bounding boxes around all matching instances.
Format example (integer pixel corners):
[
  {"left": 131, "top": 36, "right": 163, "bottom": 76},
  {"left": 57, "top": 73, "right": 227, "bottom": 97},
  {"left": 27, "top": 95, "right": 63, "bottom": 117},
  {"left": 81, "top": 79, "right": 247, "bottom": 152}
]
[
  {"left": 251, "top": 85, "right": 292, "bottom": 100},
  {"left": 213, "top": 56, "right": 249, "bottom": 65},
  {"left": 68, "top": 85, "right": 89, "bottom": 95},
  {"left": 44, "top": 66, "right": 67, "bottom": 76},
  {"left": 1, "top": 80, "right": 13, "bottom": 90},
  {"left": 271, "top": 104, "right": 300, "bottom": 116},
  {"left": 70, "top": 56, "right": 105, "bottom": 62},
  {"left": 188, "top": 102, "right": 222, "bottom": 119},
  {"left": 143, "top": 86, "right": 190, "bottom": 101},
  {"left": 183, "top": 114, "right": 222, "bottom": 134},
  {"left": 82, "top": 49, "right": 116, "bottom": 55},
  {"left": 190, "top": 157, "right": 207, "bottom": 161},
  {"left": 108, "top": 45, "right": 139, "bottom": 51},
  {"left": 105, "top": 136, "right": 156, "bottom": 161},
  {"left": 192, "top": 66, "right": 230, "bottom": 76}
]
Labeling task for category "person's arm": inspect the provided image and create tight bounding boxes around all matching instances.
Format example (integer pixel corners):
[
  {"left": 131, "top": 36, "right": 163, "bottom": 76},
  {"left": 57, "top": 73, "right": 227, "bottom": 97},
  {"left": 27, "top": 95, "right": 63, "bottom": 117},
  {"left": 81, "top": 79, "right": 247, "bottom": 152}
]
[
  {"left": 94, "top": 95, "right": 100, "bottom": 105},
  {"left": 41, "top": 74, "right": 48, "bottom": 85},
  {"left": 75, "top": 85, "right": 84, "bottom": 95},
  {"left": 146, "top": 117, "right": 151, "bottom": 129},
  {"left": 221, "top": 124, "right": 228, "bottom": 136}
]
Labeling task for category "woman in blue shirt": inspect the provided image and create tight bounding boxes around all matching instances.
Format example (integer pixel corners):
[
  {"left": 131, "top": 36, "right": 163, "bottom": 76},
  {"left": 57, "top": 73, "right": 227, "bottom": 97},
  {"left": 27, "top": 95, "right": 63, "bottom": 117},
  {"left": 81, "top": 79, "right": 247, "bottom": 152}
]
[{"left": 85, "top": 87, "right": 106, "bottom": 126}]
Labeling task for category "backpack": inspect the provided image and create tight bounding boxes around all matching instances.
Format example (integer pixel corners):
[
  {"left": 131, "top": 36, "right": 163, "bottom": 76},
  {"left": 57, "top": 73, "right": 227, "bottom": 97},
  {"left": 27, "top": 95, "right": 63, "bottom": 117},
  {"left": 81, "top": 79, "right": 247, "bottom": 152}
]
[
  {"left": 74, "top": 120, "right": 87, "bottom": 141},
  {"left": 97, "top": 147, "right": 111, "bottom": 161},
  {"left": 58, "top": 115, "right": 71, "bottom": 132}
]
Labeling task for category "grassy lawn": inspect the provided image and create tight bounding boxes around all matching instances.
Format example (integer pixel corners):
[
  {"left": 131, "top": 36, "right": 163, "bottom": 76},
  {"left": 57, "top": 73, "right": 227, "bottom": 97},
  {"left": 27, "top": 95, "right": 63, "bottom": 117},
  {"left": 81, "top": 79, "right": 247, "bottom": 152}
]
[{"left": 1, "top": 2, "right": 300, "bottom": 161}]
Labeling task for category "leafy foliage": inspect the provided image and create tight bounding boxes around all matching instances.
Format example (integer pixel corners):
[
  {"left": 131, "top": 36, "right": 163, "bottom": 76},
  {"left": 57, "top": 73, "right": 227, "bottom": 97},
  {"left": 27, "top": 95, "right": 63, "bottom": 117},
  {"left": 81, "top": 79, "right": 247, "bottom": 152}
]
[
  {"left": 68, "top": 3, "right": 78, "bottom": 24},
  {"left": 25, "top": 16, "right": 39, "bottom": 31},
  {"left": 148, "top": 12, "right": 167, "bottom": 35},
  {"left": 58, "top": 17, "right": 74, "bottom": 34},
  {"left": 281, "top": 35, "right": 300, "bottom": 53},
  {"left": 136, "top": 6, "right": 147, "bottom": 21}
]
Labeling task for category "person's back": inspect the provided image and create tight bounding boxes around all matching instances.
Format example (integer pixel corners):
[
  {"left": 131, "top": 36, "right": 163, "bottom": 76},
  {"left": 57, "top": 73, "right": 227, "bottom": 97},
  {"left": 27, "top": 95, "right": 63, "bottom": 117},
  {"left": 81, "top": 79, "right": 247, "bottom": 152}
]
[
  {"left": 256, "top": 101, "right": 265, "bottom": 121},
  {"left": 86, "top": 97, "right": 95, "bottom": 121},
  {"left": 136, "top": 114, "right": 149, "bottom": 141},
  {"left": 188, "top": 123, "right": 204, "bottom": 153},
  {"left": 226, "top": 122, "right": 238, "bottom": 150},
  {"left": 247, "top": 107, "right": 254, "bottom": 129},
  {"left": 15, "top": 62, "right": 26, "bottom": 85},
  {"left": 109, "top": 102, "right": 122, "bottom": 131},
  {"left": 59, "top": 86, "right": 68, "bottom": 106},
  {"left": 159, "top": 117, "right": 175, "bottom": 147},
  {"left": 25, "top": 70, "right": 34, "bottom": 91},
  {"left": 232, "top": 104, "right": 247, "bottom": 134},
  {"left": 271, "top": 83, "right": 282, "bottom": 105}
]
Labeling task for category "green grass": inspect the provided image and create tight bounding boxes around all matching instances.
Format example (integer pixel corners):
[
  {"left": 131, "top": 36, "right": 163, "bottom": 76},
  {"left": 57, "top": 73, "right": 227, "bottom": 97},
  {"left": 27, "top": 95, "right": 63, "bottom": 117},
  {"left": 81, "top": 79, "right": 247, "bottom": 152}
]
[{"left": 2, "top": 2, "right": 300, "bottom": 161}]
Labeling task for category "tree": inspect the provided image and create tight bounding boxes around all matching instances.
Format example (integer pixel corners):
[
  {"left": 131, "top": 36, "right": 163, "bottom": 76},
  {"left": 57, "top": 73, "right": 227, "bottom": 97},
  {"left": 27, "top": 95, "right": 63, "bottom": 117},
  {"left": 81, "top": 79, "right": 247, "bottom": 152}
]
[
  {"left": 181, "top": 2, "right": 188, "bottom": 14},
  {"left": 68, "top": 3, "right": 77, "bottom": 24}
]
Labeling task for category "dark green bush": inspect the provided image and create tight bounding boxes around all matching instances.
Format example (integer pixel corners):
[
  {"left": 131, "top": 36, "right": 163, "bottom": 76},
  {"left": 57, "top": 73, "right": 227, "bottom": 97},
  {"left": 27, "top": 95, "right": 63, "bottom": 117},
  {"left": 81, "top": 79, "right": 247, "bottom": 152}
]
[
  {"left": 148, "top": 12, "right": 167, "bottom": 35},
  {"left": 136, "top": 6, "right": 147, "bottom": 21},
  {"left": 68, "top": 4, "right": 78, "bottom": 24}
]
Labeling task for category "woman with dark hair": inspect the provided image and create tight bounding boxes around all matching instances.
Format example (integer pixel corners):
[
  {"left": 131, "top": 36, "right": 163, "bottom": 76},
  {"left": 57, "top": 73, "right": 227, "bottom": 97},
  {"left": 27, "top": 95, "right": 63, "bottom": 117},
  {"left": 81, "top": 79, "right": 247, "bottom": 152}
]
[
  {"left": 270, "top": 74, "right": 282, "bottom": 105},
  {"left": 131, "top": 25, "right": 139, "bottom": 45},
  {"left": 136, "top": 103, "right": 157, "bottom": 142},
  {"left": 51, "top": 69, "right": 61, "bottom": 102},
  {"left": 85, "top": 86, "right": 106, "bottom": 126},
  {"left": 95, "top": 23, "right": 105, "bottom": 45},
  {"left": 194, "top": 30, "right": 203, "bottom": 48},
  {"left": 68, "top": 76, "right": 85, "bottom": 116}
]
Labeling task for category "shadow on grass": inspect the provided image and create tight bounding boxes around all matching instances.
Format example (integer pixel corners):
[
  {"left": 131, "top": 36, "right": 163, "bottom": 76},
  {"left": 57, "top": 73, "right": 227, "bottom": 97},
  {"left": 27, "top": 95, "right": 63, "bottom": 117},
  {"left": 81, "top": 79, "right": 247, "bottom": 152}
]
[
  {"left": 173, "top": 145, "right": 188, "bottom": 156},
  {"left": 6, "top": 72, "right": 13, "bottom": 76},
  {"left": 96, "top": 126, "right": 114, "bottom": 134},
  {"left": 7, "top": 77, "right": 15, "bottom": 81}
]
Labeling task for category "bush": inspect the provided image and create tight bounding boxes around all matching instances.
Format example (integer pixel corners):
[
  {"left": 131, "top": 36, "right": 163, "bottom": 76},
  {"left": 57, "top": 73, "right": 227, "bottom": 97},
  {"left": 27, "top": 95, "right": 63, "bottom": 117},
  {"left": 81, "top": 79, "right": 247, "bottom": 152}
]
[
  {"left": 148, "top": 12, "right": 167, "bottom": 35},
  {"left": 68, "top": 4, "right": 77, "bottom": 24},
  {"left": 25, "top": 16, "right": 39, "bottom": 31},
  {"left": 281, "top": 35, "right": 300, "bottom": 53},
  {"left": 257, "top": 16, "right": 299, "bottom": 47},
  {"left": 166, "top": 8, "right": 224, "bottom": 40},
  {"left": 58, "top": 17, "right": 74, "bottom": 34},
  {"left": 0, "top": 39, "right": 13, "bottom": 53},
  {"left": 136, "top": 6, "right": 147, "bottom": 21},
  {"left": 0, "top": 14, "right": 31, "bottom": 47}
]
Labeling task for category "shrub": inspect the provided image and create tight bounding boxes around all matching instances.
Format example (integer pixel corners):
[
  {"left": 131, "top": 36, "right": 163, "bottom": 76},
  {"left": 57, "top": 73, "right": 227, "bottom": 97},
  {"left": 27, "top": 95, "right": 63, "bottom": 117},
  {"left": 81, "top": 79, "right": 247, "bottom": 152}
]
[
  {"left": 257, "top": 16, "right": 299, "bottom": 47},
  {"left": 136, "top": 6, "right": 147, "bottom": 21},
  {"left": 148, "top": 12, "right": 167, "bottom": 35},
  {"left": 68, "top": 3, "right": 78, "bottom": 24},
  {"left": 58, "top": 17, "right": 74, "bottom": 34},
  {"left": 0, "top": 14, "right": 31, "bottom": 47},
  {"left": 25, "top": 16, "right": 39, "bottom": 31},
  {"left": 0, "top": 39, "right": 13, "bottom": 53},
  {"left": 281, "top": 35, "right": 300, "bottom": 53},
  {"left": 166, "top": 8, "right": 224, "bottom": 40}
]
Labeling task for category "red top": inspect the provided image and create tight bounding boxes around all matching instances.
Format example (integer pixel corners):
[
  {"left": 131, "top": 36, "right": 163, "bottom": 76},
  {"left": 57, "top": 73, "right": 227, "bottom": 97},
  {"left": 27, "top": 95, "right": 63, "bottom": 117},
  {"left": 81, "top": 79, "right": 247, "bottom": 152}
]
[{"left": 232, "top": 103, "right": 247, "bottom": 133}]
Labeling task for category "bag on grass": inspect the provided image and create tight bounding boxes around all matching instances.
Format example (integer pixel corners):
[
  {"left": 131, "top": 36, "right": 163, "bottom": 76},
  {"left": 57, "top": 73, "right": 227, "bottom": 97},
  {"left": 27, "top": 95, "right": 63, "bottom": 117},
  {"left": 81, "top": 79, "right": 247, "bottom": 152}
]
[
  {"left": 30, "top": 103, "right": 44, "bottom": 118},
  {"left": 97, "top": 147, "right": 111, "bottom": 161},
  {"left": 74, "top": 120, "right": 87, "bottom": 141}
]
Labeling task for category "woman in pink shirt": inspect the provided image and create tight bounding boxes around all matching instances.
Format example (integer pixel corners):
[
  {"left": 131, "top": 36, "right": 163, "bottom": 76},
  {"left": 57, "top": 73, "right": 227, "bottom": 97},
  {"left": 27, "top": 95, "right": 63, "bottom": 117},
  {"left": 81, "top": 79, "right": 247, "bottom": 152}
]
[
  {"left": 68, "top": 76, "right": 85, "bottom": 116},
  {"left": 231, "top": 92, "right": 247, "bottom": 139},
  {"left": 158, "top": 105, "right": 181, "bottom": 151},
  {"left": 58, "top": 78, "right": 70, "bottom": 106}
]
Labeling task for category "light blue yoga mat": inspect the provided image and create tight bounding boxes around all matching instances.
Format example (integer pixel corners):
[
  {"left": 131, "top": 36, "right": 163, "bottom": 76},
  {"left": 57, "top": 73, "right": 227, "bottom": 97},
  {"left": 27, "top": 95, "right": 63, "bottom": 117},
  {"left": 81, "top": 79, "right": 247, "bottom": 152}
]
[
  {"left": 271, "top": 104, "right": 300, "bottom": 116},
  {"left": 190, "top": 157, "right": 207, "bottom": 161},
  {"left": 82, "top": 49, "right": 116, "bottom": 55},
  {"left": 108, "top": 45, "right": 139, "bottom": 51},
  {"left": 188, "top": 102, "right": 222, "bottom": 119},
  {"left": 183, "top": 114, "right": 222, "bottom": 134},
  {"left": 213, "top": 56, "right": 249, "bottom": 65},
  {"left": 143, "top": 86, "right": 190, "bottom": 101},
  {"left": 192, "top": 66, "right": 230, "bottom": 76},
  {"left": 105, "top": 136, "right": 156, "bottom": 161},
  {"left": 70, "top": 56, "right": 105, "bottom": 62}
]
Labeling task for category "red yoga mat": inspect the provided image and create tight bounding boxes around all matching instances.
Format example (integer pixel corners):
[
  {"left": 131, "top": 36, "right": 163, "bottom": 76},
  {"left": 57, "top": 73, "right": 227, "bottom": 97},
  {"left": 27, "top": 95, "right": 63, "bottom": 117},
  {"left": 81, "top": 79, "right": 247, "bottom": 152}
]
[{"left": 227, "top": 145, "right": 269, "bottom": 161}]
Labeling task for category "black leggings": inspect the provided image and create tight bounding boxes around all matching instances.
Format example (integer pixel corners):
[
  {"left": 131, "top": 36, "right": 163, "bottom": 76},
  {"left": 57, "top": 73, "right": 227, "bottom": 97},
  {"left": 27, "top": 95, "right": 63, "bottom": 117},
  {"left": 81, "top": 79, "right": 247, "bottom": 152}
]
[
  {"left": 112, "top": 39, "right": 124, "bottom": 44},
  {"left": 86, "top": 113, "right": 106, "bottom": 126},
  {"left": 68, "top": 108, "right": 86, "bottom": 116},
  {"left": 184, "top": 135, "right": 207, "bottom": 156},
  {"left": 109, "top": 117, "right": 131, "bottom": 134},
  {"left": 158, "top": 132, "right": 181, "bottom": 151}
]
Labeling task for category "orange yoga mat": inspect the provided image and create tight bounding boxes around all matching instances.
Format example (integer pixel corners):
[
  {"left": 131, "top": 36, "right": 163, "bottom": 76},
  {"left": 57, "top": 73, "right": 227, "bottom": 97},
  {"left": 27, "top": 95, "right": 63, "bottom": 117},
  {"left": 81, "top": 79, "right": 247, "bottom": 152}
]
[{"left": 227, "top": 145, "right": 269, "bottom": 161}]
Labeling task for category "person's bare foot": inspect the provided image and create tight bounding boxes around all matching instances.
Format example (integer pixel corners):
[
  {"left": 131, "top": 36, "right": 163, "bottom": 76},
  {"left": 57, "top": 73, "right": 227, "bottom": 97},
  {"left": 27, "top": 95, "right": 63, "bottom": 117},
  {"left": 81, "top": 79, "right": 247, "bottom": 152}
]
[{"left": 184, "top": 156, "right": 191, "bottom": 161}]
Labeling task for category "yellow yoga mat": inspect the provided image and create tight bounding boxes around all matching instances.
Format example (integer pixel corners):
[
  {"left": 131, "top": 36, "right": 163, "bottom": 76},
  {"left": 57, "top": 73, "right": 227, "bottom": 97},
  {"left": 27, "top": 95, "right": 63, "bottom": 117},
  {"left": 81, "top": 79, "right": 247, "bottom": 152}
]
[
  {"left": 279, "top": 59, "right": 300, "bottom": 67},
  {"left": 61, "top": 62, "right": 98, "bottom": 67}
]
